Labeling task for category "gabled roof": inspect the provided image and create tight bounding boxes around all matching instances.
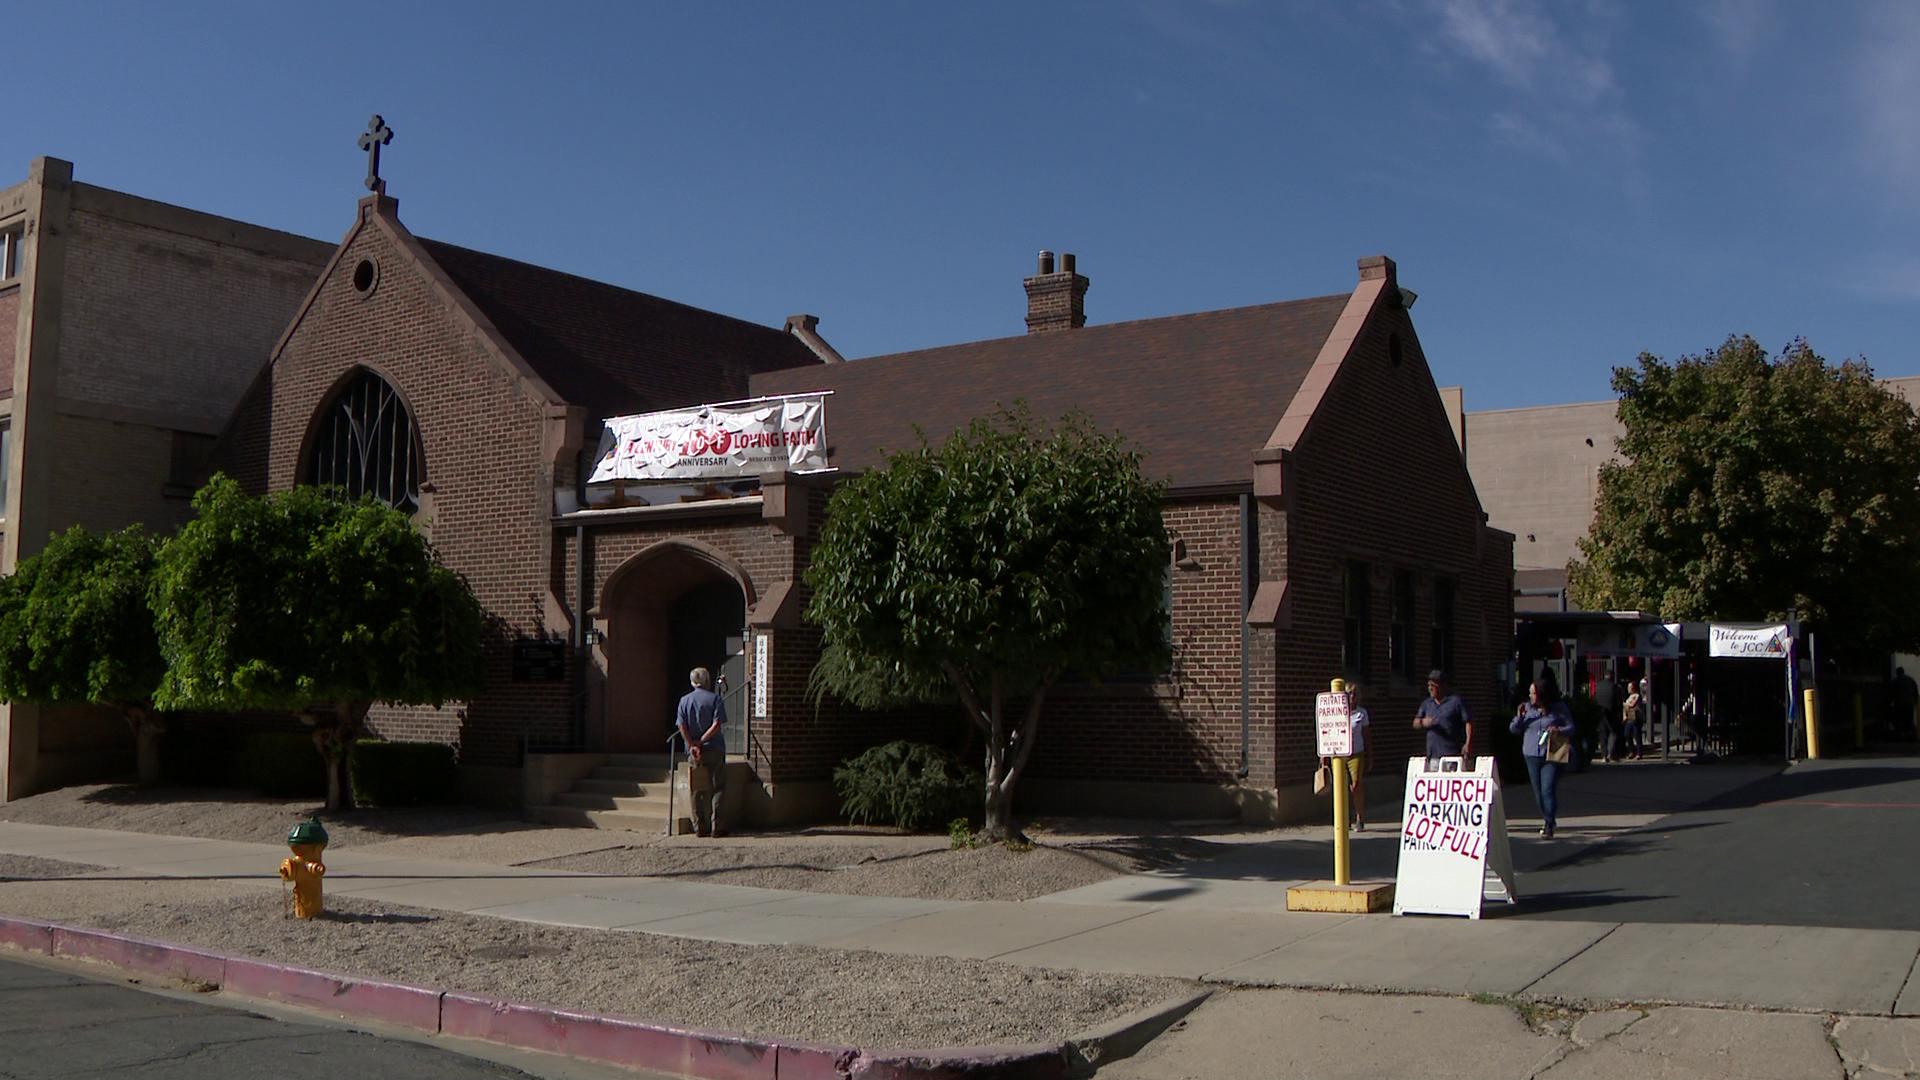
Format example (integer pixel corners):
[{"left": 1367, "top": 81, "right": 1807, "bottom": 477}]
[
  {"left": 418, "top": 239, "right": 819, "bottom": 416},
  {"left": 750, "top": 294, "right": 1351, "bottom": 492}
]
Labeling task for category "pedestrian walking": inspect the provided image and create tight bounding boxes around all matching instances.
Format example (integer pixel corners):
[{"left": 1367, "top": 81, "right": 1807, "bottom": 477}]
[
  {"left": 676, "top": 666, "right": 729, "bottom": 837},
  {"left": 1511, "top": 670, "right": 1577, "bottom": 837},
  {"left": 1893, "top": 667, "right": 1919, "bottom": 739},
  {"left": 1622, "top": 683, "right": 1644, "bottom": 760},
  {"left": 1413, "top": 670, "right": 1473, "bottom": 761}
]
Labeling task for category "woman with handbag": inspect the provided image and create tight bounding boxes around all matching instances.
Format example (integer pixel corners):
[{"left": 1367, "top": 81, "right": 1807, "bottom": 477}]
[{"left": 1511, "top": 670, "right": 1577, "bottom": 838}]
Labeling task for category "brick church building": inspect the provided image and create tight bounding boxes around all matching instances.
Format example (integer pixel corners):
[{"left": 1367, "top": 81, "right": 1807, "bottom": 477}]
[{"left": 211, "top": 165, "right": 1512, "bottom": 825}]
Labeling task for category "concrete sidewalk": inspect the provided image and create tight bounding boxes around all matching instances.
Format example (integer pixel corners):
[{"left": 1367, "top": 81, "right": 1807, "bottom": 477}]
[{"left": 1, "top": 759, "right": 1913, "bottom": 1018}]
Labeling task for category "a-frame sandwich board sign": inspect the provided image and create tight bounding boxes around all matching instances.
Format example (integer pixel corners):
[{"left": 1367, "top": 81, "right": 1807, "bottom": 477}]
[{"left": 1393, "top": 755, "right": 1517, "bottom": 918}]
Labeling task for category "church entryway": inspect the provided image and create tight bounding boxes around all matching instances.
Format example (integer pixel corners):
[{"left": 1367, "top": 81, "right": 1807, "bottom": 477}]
[{"left": 598, "top": 545, "right": 749, "bottom": 753}]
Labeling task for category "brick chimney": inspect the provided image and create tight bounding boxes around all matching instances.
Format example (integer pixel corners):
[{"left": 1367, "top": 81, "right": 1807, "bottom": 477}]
[{"left": 1023, "top": 250, "right": 1089, "bottom": 333}]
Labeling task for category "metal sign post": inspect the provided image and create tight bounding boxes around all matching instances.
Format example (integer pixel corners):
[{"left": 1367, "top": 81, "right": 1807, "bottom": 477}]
[{"left": 1316, "top": 682, "right": 1354, "bottom": 885}]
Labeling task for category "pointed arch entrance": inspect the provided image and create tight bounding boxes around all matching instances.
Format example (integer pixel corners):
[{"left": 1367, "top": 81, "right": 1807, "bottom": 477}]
[{"left": 593, "top": 541, "right": 752, "bottom": 754}]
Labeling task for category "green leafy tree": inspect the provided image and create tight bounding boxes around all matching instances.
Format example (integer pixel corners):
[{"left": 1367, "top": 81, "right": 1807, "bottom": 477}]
[
  {"left": 1569, "top": 336, "right": 1920, "bottom": 652},
  {"left": 0, "top": 527, "right": 168, "bottom": 784},
  {"left": 805, "top": 408, "right": 1171, "bottom": 841},
  {"left": 152, "top": 475, "right": 486, "bottom": 810}
]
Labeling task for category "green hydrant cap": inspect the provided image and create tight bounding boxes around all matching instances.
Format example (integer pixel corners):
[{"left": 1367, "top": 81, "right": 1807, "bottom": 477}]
[{"left": 287, "top": 817, "right": 329, "bottom": 846}]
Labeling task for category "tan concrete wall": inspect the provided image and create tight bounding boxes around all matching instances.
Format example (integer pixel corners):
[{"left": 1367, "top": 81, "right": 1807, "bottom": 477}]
[
  {"left": 57, "top": 188, "right": 328, "bottom": 430},
  {"left": 0, "top": 162, "right": 328, "bottom": 800},
  {"left": 43, "top": 414, "right": 184, "bottom": 536},
  {"left": 1465, "top": 400, "right": 1622, "bottom": 573},
  {"left": 1470, "top": 375, "right": 1920, "bottom": 580}
]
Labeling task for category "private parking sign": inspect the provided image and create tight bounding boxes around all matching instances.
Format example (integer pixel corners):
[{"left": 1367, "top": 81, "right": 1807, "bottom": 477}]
[{"left": 1316, "top": 691, "right": 1353, "bottom": 757}]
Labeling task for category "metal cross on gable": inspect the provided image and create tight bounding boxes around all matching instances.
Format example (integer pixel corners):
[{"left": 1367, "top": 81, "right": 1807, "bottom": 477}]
[{"left": 358, "top": 114, "right": 394, "bottom": 193}]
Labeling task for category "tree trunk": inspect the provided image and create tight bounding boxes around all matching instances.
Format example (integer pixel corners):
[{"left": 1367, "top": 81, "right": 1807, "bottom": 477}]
[
  {"left": 136, "top": 724, "right": 163, "bottom": 787},
  {"left": 312, "top": 702, "right": 371, "bottom": 812},
  {"left": 983, "top": 775, "right": 1014, "bottom": 841},
  {"left": 124, "top": 707, "right": 164, "bottom": 787}
]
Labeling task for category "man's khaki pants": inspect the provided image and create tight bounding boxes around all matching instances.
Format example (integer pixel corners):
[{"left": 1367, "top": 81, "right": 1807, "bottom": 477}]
[{"left": 689, "top": 760, "right": 726, "bottom": 837}]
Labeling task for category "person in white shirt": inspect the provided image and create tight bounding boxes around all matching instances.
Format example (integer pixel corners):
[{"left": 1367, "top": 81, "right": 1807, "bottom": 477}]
[{"left": 1323, "top": 683, "right": 1371, "bottom": 831}]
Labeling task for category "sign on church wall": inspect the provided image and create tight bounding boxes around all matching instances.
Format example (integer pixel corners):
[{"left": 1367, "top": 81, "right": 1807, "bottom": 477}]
[{"left": 590, "top": 394, "right": 829, "bottom": 483}]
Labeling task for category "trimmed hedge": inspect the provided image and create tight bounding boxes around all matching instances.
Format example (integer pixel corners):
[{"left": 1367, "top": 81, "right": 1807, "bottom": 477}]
[
  {"left": 240, "top": 732, "right": 326, "bottom": 797},
  {"left": 349, "top": 739, "right": 460, "bottom": 808},
  {"left": 833, "top": 740, "right": 981, "bottom": 832}
]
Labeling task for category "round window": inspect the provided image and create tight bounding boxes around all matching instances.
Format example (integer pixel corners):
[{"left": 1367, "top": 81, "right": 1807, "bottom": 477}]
[{"left": 351, "top": 258, "right": 379, "bottom": 295}]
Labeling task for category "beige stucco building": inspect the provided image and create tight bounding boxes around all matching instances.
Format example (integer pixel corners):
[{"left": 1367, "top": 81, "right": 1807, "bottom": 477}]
[{"left": 0, "top": 157, "right": 331, "bottom": 799}]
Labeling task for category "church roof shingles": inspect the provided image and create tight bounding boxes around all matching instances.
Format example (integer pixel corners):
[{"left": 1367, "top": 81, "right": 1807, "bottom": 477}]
[
  {"left": 417, "top": 239, "right": 818, "bottom": 417},
  {"left": 750, "top": 294, "right": 1351, "bottom": 493}
]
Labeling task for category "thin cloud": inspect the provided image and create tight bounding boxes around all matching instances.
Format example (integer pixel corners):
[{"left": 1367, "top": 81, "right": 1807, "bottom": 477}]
[
  {"left": 1855, "top": 3, "right": 1920, "bottom": 204},
  {"left": 1425, "top": 0, "right": 1641, "bottom": 180},
  {"left": 1700, "top": 0, "right": 1774, "bottom": 58}
]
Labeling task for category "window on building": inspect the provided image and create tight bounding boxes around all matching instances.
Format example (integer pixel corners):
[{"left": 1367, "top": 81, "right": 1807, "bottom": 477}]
[
  {"left": 1390, "top": 569, "right": 1415, "bottom": 680},
  {"left": 1342, "top": 560, "right": 1371, "bottom": 678},
  {"left": 168, "top": 431, "right": 216, "bottom": 493},
  {"left": 0, "top": 230, "right": 20, "bottom": 281},
  {"left": 305, "top": 368, "right": 421, "bottom": 513},
  {"left": 1431, "top": 576, "right": 1456, "bottom": 677},
  {"left": 0, "top": 418, "right": 10, "bottom": 514}
]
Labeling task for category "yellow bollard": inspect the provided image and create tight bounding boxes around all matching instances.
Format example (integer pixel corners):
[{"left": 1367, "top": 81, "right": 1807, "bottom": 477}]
[
  {"left": 279, "top": 817, "right": 328, "bottom": 919},
  {"left": 1330, "top": 678, "right": 1351, "bottom": 886},
  {"left": 1854, "top": 692, "right": 1865, "bottom": 751},
  {"left": 1803, "top": 688, "right": 1821, "bottom": 760}
]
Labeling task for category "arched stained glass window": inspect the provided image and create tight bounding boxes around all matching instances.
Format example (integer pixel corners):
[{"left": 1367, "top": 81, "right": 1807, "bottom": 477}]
[{"left": 306, "top": 369, "right": 421, "bottom": 513}]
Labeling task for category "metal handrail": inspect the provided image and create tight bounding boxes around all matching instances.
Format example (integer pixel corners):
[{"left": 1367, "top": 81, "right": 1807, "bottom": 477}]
[{"left": 663, "top": 730, "right": 683, "bottom": 836}]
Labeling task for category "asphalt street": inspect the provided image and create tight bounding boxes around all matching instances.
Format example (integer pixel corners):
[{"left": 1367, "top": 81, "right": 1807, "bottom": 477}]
[
  {"left": 0, "top": 954, "right": 666, "bottom": 1080},
  {"left": 1510, "top": 756, "right": 1920, "bottom": 929}
]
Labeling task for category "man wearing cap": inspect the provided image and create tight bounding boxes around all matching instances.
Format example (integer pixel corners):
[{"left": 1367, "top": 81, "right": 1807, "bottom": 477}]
[{"left": 1414, "top": 669, "right": 1473, "bottom": 760}]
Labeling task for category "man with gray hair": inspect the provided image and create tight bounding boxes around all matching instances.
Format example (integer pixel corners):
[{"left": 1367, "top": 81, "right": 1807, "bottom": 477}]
[{"left": 676, "top": 667, "right": 728, "bottom": 836}]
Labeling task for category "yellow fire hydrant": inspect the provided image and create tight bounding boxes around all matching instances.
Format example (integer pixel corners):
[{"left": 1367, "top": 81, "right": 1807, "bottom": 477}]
[{"left": 279, "top": 816, "right": 329, "bottom": 919}]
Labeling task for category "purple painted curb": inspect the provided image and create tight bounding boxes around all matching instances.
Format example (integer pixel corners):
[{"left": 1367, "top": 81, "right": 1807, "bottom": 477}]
[
  {"left": 51, "top": 926, "right": 227, "bottom": 987},
  {"left": 848, "top": 1044, "right": 1070, "bottom": 1080},
  {"left": 0, "top": 915, "right": 1083, "bottom": 1079},
  {"left": 224, "top": 956, "right": 443, "bottom": 1033},
  {"left": 443, "top": 991, "right": 829, "bottom": 1080},
  {"left": 0, "top": 916, "right": 54, "bottom": 955}
]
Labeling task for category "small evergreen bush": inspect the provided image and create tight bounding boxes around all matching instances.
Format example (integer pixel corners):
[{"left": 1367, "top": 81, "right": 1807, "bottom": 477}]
[
  {"left": 833, "top": 740, "right": 981, "bottom": 832},
  {"left": 240, "top": 732, "right": 327, "bottom": 797},
  {"left": 349, "top": 740, "right": 460, "bottom": 807}
]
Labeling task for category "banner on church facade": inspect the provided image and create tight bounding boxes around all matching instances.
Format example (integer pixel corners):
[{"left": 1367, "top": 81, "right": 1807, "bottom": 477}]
[{"left": 589, "top": 393, "right": 829, "bottom": 483}]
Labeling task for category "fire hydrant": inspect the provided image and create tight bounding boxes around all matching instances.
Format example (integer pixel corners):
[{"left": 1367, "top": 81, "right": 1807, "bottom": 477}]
[{"left": 279, "top": 817, "right": 328, "bottom": 919}]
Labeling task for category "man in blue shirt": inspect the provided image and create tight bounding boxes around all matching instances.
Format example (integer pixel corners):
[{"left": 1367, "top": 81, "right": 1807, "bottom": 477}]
[
  {"left": 676, "top": 667, "right": 728, "bottom": 837},
  {"left": 1413, "top": 669, "right": 1473, "bottom": 760}
]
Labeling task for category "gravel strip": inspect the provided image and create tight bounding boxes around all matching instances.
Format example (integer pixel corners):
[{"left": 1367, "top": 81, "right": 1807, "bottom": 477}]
[
  {"left": 529, "top": 840, "right": 1155, "bottom": 901},
  {"left": 0, "top": 877, "right": 1183, "bottom": 1048},
  {"left": 0, "top": 854, "right": 106, "bottom": 881},
  {"left": 0, "top": 784, "right": 519, "bottom": 848}
]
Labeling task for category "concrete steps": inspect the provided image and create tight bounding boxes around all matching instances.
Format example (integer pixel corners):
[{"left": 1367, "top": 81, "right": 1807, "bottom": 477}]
[
  {"left": 527, "top": 753, "right": 680, "bottom": 834},
  {"left": 525, "top": 803, "right": 673, "bottom": 833},
  {"left": 554, "top": 791, "right": 664, "bottom": 812}
]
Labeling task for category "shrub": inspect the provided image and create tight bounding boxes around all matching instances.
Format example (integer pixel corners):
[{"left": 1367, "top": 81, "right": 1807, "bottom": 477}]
[
  {"left": 240, "top": 732, "right": 327, "bottom": 798},
  {"left": 349, "top": 740, "right": 460, "bottom": 808},
  {"left": 833, "top": 740, "right": 981, "bottom": 832}
]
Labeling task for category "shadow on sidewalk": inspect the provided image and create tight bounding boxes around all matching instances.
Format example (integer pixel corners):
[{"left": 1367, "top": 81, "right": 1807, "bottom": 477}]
[
  {"left": 1697, "top": 761, "right": 1920, "bottom": 809},
  {"left": 1483, "top": 888, "right": 1674, "bottom": 916}
]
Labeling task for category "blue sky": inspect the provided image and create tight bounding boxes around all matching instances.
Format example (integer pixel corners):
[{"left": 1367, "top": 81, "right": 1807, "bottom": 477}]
[{"left": 11, "top": 2, "right": 1915, "bottom": 408}]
